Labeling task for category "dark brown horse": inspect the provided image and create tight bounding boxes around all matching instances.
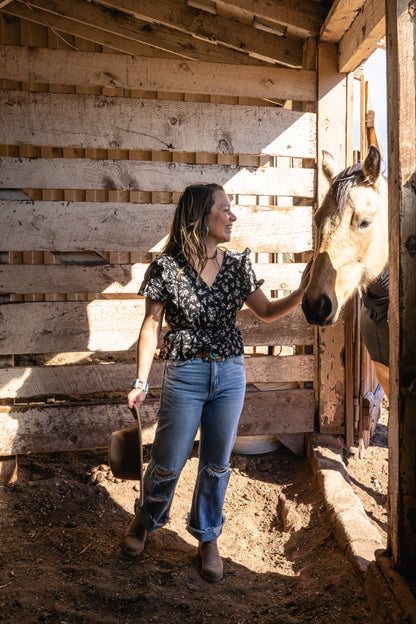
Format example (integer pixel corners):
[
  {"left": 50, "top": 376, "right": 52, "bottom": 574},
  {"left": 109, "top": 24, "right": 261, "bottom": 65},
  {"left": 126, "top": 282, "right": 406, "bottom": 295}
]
[{"left": 302, "top": 146, "right": 389, "bottom": 398}]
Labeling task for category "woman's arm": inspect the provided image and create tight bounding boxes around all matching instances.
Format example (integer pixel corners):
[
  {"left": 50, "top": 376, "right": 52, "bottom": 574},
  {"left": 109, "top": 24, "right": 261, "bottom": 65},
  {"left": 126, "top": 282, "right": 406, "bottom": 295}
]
[
  {"left": 245, "top": 260, "right": 311, "bottom": 323},
  {"left": 127, "top": 297, "right": 166, "bottom": 409}
]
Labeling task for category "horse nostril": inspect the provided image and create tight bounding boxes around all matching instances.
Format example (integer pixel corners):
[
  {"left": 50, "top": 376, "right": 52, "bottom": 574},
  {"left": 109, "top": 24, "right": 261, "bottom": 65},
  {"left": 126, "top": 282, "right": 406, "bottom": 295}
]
[
  {"left": 317, "top": 294, "right": 332, "bottom": 321},
  {"left": 302, "top": 294, "right": 333, "bottom": 325}
]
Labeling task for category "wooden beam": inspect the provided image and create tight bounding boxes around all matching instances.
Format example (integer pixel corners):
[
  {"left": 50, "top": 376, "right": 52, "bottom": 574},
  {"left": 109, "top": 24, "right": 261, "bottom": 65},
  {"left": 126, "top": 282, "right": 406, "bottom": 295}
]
[
  {"left": 346, "top": 72, "right": 355, "bottom": 164},
  {"left": 386, "top": 0, "right": 416, "bottom": 576},
  {"left": 340, "top": 68, "right": 355, "bottom": 431},
  {"left": 0, "top": 45, "right": 316, "bottom": 101},
  {"left": 238, "top": 389, "right": 315, "bottom": 436},
  {"left": 0, "top": 262, "right": 309, "bottom": 294},
  {"left": 0, "top": 201, "right": 174, "bottom": 253},
  {"left": 3, "top": 0, "right": 268, "bottom": 66},
  {"left": 0, "top": 158, "right": 316, "bottom": 197},
  {"left": 0, "top": 401, "right": 160, "bottom": 452},
  {"left": 214, "top": 0, "right": 327, "bottom": 38},
  {"left": 0, "top": 0, "right": 13, "bottom": 7},
  {"left": 91, "top": 0, "right": 304, "bottom": 67},
  {"left": 0, "top": 301, "right": 314, "bottom": 355},
  {"left": 344, "top": 300, "right": 355, "bottom": 448},
  {"left": 338, "top": 0, "right": 385, "bottom": 73},
  {"left": 0, "top": 354, "right": 315, "bottom": 399},
  {"left": 1, "top": 2, "right": 177, "bottom": 59},
  {"left": 316, "top": 43, "right": 347, "bottom": 433},
  {"left": 320, "top": 0, "right": 365, "bottom": 42},
  {"left": 0, "top": 89, "right": 317, "bottom": 158},
  {"left": 0, "top": 201, "right": 313, "bottom": 253},
  {"left": 0, "top": 389, "right": 314, "bottom": 454},
  {"left": 317, "top": 44, "right": 348, "bottom": 189}
]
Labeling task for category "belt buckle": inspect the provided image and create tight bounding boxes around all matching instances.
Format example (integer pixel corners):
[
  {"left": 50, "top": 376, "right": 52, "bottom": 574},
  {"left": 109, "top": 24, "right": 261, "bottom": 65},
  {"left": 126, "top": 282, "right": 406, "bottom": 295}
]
[{"left": 201, "top": 349, "right": 223, "bottom": 362}]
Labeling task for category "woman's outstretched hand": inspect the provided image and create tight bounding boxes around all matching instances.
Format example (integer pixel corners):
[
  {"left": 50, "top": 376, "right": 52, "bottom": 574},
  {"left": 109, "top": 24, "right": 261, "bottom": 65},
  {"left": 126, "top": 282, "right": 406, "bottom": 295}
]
[{"left": 299, "top": 258, "right": 313, "bottom": 293}]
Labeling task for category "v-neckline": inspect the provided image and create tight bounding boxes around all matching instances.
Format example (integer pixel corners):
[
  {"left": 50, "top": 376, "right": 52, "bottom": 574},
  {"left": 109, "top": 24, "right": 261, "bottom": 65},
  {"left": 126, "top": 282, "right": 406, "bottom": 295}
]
[{"left": 189, "top": 250, "right": 226, "bottom": 289}]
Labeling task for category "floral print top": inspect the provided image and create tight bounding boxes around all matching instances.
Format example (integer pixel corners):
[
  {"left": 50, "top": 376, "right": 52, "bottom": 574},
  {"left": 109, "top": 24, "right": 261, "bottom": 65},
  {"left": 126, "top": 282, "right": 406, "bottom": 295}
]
[{"left": 138, "top": 248, "right": 264, "bottom": 360}]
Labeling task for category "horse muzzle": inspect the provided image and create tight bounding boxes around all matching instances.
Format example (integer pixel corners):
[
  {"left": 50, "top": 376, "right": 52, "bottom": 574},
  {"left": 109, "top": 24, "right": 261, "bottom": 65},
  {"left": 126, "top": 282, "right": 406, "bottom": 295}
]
[{"left": 302, "top": 293, "right": 336, "bottom": 326}]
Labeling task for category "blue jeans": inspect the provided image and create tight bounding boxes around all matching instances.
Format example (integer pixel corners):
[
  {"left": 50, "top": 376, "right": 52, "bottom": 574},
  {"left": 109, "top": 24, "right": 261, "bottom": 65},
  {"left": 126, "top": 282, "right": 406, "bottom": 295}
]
[{"left": 135, "top": 355, "right": 246, "bottom": 543}]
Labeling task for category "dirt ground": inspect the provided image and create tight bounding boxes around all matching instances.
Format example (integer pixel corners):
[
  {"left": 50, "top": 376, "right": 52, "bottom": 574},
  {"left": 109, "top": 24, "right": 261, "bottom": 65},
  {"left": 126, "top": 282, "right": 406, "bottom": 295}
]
[{"left": 0, "top": 406, "right": 390, "bottom": 624}]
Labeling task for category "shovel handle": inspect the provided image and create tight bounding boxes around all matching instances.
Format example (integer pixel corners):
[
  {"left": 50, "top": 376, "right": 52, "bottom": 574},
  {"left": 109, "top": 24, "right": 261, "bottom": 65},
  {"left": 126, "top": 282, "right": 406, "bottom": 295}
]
[{"left": 129, "top": 405, "right": 144, "bottom": 507}]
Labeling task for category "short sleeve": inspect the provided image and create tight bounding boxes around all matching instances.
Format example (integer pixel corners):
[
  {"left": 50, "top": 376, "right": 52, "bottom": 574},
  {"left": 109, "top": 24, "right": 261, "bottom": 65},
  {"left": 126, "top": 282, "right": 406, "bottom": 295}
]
[
  {"left": 240, "top": 248, "right": 264, "bottom": 300},
  {"left": 138, "top": 259, "right": 168, "bottom": 301}
]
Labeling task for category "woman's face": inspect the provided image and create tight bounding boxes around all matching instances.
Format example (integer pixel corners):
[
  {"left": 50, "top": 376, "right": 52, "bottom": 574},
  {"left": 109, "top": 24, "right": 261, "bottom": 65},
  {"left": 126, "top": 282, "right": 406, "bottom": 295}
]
[{"left": 205, "top": 190, "right": 237, "bottom": 244}]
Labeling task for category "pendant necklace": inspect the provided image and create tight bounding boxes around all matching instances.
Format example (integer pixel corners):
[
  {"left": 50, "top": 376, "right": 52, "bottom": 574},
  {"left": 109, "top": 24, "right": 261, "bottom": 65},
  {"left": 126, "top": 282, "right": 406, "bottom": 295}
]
[{"left": 206, "top": 248, "right": 218, "bottom": 260}]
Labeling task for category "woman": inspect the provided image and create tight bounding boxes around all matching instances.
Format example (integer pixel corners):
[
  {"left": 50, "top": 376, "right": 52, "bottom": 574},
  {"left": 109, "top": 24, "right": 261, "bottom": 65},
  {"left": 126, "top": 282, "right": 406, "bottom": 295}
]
[{"left": 125, "top": 183, "right": 311, "bottom": 582}]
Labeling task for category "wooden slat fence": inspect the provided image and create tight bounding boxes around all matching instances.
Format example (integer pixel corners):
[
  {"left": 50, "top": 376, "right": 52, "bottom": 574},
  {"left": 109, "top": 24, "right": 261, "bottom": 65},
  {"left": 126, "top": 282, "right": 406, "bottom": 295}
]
[
  {"left": 0, "top": 202, "right": 312, "bottom": 253},
  {"left": 0, "top": 262, "right": 308, "bottom": 295},
  {"left": 0, "top": 44, "right": 316, "bottom": 101},
  {"left": 0, "top": 89, "right": 317, "bottom": 158},
  {"left": 0, "top": 16, "right": 318, "bottom": 457}
]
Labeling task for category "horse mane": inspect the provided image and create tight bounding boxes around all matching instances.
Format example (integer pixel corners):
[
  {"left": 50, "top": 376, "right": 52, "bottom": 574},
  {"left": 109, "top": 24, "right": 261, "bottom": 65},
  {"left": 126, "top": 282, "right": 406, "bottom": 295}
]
[{"left": 329, "top": 163, "right": 363, "bottom": 217}]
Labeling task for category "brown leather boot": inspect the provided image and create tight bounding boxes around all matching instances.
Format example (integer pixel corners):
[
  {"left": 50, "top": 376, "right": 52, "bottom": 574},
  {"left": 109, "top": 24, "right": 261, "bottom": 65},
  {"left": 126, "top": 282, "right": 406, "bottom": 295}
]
[
  {"left": 198, "top": 539, "right": 223, "bottom": 582},
  {"left": 122, "top": 516, "right": 147, "bottom": 557}
]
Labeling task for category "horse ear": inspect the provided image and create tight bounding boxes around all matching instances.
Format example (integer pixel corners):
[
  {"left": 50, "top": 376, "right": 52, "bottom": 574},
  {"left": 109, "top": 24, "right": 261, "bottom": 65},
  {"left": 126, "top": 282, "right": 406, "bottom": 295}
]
[
  {"left": 322, "top": 150, "right": 340, "bottom": 181},
  {"left": 362, "top": 145, "right": 381, "bottom": 183}
]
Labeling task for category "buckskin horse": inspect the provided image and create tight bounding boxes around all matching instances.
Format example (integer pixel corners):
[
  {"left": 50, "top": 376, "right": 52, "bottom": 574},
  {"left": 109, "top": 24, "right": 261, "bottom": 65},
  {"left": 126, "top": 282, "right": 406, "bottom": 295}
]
[{"left": 302, "top": 146, "right": 389, "bottom": 399}]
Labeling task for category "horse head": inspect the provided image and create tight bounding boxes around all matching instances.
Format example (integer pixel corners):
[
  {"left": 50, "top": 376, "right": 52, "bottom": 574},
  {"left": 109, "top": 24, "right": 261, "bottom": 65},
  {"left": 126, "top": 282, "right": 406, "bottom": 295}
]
[{"left": 302, "top": 146, "right": 388, "bottom": 326}]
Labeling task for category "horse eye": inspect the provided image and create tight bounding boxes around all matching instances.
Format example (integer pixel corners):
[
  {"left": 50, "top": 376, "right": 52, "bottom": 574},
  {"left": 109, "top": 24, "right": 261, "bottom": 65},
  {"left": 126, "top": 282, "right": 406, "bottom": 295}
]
[{"left": 357, "top": 219, "right": 371, "bottom": 229}]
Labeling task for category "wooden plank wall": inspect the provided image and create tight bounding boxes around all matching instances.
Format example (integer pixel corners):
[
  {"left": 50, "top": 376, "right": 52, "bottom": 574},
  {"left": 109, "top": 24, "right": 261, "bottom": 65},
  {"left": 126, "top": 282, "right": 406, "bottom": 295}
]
[
  {"left": 0, "top": 15, "right": 318, "bottom": 455},
  {"left": 315, "top": 43, "right": 349, "bottom": 437}
]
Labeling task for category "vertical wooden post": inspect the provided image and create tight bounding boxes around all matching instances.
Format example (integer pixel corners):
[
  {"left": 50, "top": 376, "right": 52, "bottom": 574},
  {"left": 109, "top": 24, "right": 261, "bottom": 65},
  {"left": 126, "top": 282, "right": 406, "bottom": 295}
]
[
  {"left": 316, "top": 43, "right": 347, "bottom": 434},
  {"left": 344, "top": 300, "right": 355, "bottom": 447},
  {"left": 386, "top": 0, "right": 416, "bottom": 577},
  {"left": 345, "top": 72, "right": 354, "bottom": 166},
  {"left": 344, "top": 71, "right": 356, "bottom": 448},
  {"left": 360, "top": 75, "right": 368, "bottom": 161}
]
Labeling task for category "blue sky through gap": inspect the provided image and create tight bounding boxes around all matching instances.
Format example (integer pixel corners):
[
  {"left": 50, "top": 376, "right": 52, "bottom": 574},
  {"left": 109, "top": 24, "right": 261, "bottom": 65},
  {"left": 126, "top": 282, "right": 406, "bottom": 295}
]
[{"left": 353, "top": 48, "right": 387, "bottom": 169}]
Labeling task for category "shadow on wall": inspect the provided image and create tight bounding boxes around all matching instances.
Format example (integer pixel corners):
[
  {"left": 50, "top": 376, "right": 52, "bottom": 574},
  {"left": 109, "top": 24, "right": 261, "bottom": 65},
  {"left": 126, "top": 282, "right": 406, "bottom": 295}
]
[{"left": 0, "top": 254, "right": 139, "bottom": 485}]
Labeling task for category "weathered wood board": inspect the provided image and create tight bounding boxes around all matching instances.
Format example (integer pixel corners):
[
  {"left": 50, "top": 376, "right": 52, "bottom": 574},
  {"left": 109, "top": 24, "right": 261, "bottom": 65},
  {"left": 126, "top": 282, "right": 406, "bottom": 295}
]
[
  {"left": 0, "top": 355, "right": 315, "bottom": 399},
  {"left": 0, "top": 45, "right": 317, "bottom": 101},
  {"left": 0, "top": 262, "right": 308, "bottom": 294},
  {"left": 0, "top": 158, "right": 316, "bottom": 197},
  {"left": 338, "top": 0, "right": 385, "bottom": 73},
  {"left": 317, "top": 322, "right": 345, "bottom": 432},
  {"left": 0, "top": 301, "right": 314, "bottom": 354},
  {"left": 237, "top": 389, "right": 314, "bottom": 436},
  {"left": 2, "top": 0, "right": 276, "bottom": 66},
  {"left": 8, "top": 0, "right": 304, "bottom": 68},
  {"left": 0, "top": 89, "right": 317, "bottom": 158},
  {"left": 316, "top": 43, "right": 347, "bottom": 432},
  {"left": 0, "top": 201, "right": 313, "bottom": 253},
  {"left": 0, "top": 389, "right": 315, "bottom": 454},
  {"left": 320, "top": 0, "right": 367, "bottom": 42},
  {"left": 386, "top": 0, "right": 416, "bottom": 573}
]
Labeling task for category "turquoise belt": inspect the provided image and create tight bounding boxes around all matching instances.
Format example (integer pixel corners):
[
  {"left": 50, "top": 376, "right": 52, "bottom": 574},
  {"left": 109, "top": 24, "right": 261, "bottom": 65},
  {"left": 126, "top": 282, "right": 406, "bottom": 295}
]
[{"left": 196, "top": 349, "right": 225, "bottom": 362}]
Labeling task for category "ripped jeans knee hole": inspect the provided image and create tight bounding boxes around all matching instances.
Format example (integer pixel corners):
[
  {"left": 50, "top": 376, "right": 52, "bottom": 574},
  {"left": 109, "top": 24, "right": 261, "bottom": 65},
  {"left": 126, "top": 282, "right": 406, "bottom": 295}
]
[
  {"left": 152, "top": 464, "right": 178, "bottom": 483},
  {"left": 204, "top": 464, "right": 230, "bottom": 479}
]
